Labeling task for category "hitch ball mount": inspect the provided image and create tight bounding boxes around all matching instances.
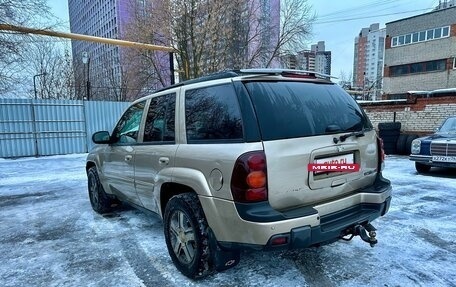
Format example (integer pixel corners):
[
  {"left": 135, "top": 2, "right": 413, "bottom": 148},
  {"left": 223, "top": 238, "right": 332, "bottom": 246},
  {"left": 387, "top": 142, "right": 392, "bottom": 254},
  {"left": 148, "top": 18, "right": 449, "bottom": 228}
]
[{"left": 341, "top": 223, "right": 378, "bottom": 247}]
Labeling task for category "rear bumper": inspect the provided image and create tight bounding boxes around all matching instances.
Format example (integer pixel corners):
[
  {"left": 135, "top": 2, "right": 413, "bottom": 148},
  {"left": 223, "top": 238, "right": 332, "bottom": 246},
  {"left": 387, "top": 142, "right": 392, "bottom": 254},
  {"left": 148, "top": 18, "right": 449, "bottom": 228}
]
[
  {"left": 199, "top": 175, "right": 392, "bottom": 248},
  {"left": 265, "top": 199, "right": 390, "bottom": 250}
]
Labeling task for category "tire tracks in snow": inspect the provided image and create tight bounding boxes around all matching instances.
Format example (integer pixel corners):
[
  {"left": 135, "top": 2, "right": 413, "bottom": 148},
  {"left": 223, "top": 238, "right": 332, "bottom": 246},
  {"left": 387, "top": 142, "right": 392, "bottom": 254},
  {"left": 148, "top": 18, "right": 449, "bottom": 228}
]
[
  {"left": 282, "top": 249, "right": 335, "bottom": 287},
  {"left": 120, "top": 238, "right": 172, "bottom": 287}
]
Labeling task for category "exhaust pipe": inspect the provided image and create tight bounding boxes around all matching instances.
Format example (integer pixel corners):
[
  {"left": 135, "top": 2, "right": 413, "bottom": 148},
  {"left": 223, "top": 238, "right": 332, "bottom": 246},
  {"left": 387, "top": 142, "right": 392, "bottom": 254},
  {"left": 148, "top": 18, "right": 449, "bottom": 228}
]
[{"left": 341, "top": 223, "right": 378, "bottom": 247}]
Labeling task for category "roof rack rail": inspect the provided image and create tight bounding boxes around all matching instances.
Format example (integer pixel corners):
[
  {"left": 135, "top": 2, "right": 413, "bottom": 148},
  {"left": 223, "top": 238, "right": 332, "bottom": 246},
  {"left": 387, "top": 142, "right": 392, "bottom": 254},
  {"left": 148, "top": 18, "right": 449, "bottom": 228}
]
[
  {"left": 154, "top": 68, "right": 334, "bottom": 93},
  {"left": 154, "top": 70, "right": 239, "bottom": 93},
  {"left": 235, "top": 68, "right": 335, "bottom": 79}
]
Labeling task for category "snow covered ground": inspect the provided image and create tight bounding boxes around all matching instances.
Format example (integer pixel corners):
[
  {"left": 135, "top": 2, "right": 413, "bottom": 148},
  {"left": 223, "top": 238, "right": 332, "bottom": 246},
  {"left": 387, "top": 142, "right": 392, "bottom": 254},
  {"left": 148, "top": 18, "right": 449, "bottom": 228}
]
[{"left": 0, "top": 154, "right": 455, "bottom": 287}]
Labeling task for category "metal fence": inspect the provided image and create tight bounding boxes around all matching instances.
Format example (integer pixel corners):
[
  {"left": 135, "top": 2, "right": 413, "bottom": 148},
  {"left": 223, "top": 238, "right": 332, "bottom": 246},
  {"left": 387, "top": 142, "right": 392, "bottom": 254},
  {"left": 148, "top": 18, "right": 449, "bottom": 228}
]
[{"left": 0, "top": 99, "right": 129, "bottom": 158}]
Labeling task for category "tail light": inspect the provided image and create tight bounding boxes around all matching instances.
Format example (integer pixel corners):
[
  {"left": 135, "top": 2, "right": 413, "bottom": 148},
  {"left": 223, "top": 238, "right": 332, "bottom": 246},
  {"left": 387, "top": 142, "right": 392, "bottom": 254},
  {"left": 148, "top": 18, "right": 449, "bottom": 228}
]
[
  {"left": 377, "top": 137, "right": 385, "bottom": 171},
  {"left": 231, "top": 151, "right": 268, "bottom": 203}
]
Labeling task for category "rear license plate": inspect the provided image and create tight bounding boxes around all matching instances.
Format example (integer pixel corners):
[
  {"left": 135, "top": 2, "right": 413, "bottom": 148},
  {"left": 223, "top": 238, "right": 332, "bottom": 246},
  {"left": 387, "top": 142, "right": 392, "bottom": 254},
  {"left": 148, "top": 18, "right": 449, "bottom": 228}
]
[
  {"left": 432, "top": 155, "right": 456, "bottom": 163},
  {"left": 309, "top": 153, "right": 359, "bottom": 173},
  {"left": 315, "top": 153, "right": 354, "bottom": 165}
]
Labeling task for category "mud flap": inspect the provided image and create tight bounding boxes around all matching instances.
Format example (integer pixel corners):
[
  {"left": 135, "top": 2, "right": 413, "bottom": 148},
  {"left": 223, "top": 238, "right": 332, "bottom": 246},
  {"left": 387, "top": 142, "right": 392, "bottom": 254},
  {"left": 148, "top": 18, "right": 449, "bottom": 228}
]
[{"left": 208, "top": 228, "right": 240, "bottom": 271}]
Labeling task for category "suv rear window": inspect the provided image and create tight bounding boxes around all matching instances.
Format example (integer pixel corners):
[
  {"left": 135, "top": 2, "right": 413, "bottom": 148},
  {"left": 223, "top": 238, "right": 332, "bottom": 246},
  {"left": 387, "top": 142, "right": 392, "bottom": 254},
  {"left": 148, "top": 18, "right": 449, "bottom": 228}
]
[{"left": 244, "top": 81, "right": 371, "bottom": 141}]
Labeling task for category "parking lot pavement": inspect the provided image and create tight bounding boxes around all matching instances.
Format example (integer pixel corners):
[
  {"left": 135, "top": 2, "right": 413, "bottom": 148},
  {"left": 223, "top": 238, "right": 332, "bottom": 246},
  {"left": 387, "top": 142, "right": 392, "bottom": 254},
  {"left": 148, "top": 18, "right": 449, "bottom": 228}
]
[{"left": 0, "top": 154, "right": 455, "bottom": 287}]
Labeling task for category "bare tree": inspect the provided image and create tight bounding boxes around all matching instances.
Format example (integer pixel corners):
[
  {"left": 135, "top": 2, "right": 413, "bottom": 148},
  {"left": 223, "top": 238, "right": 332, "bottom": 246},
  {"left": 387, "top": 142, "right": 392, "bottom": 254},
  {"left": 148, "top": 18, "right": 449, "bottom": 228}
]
[
  {"left": 22, "top": 40, "right": 75, "bottom": 99},
  {"left": 0, "top": 0, "right": 55, "bottom": 95},
  {"left": 124, "top": 0, "right": 315, "bottom": 83},
  {"left": 338, "top": 70, "right": 353, "bottom": 89},
  {"left": 275, "top": 0, "right": 315, "bottom": 64}
]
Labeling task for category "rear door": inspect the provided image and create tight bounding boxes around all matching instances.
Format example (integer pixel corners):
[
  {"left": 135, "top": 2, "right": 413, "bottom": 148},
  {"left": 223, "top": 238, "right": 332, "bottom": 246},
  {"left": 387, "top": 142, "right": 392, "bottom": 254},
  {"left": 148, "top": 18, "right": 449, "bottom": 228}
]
[
  {"left": 134, "top": 92, "right": 178, "bottom": 213},
  {"left": 243, "top": 80, "right": 379, "bottom": 210}
]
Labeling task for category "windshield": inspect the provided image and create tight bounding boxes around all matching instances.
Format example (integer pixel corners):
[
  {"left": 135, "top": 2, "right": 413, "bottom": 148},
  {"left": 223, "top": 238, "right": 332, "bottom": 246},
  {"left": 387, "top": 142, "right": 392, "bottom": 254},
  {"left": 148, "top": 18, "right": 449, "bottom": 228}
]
[
  {"left": 244, "top": 81, "right": 372, "bottom": 141},
  {"left": 439, "top": 117, "right": 456, "bottom": 133}
]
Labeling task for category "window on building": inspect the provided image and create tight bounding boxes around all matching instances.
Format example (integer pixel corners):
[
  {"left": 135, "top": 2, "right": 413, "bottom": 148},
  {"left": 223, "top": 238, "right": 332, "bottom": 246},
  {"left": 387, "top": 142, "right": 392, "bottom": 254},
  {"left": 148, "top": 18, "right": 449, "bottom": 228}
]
[
  {"left": 390, "top": 59, "right": 447, "bottom": 77},
  {"left": 392, "top": 37, "right": 398, "bottom": 46},
  {"left": 392, "top": 26, "right": 450, "bottom": 47},
  {"left": 410, "top": 63, "right": 424, "bottom": 74},
  {"left": 390, "top": 65, "right": 409, "bottom": 76},
  {"left": 405, "top": 34, "right": 411, "bottom": 44},
  {"left": 434, "top": 27, "right": 442, "bottom": 38},
  {"left": 425, "top": 59, "right": 446, "bottom": 72}
]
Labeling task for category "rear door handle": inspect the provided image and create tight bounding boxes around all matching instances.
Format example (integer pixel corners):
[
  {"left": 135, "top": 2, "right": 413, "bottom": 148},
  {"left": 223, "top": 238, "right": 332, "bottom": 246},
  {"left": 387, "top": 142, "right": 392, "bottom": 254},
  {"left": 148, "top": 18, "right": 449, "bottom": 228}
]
[
  {"left": 159, "top": 157, "right": 169, "bottom": 165},
  {"left": 125, "top": 155, "right": 133, "bottom": 162}
]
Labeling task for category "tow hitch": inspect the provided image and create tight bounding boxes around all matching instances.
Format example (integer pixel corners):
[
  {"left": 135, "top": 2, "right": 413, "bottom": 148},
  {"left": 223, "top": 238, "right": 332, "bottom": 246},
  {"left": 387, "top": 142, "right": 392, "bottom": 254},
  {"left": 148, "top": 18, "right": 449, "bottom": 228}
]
[{"left": 341, "top": 223, "right": 378, "bottom": 247}]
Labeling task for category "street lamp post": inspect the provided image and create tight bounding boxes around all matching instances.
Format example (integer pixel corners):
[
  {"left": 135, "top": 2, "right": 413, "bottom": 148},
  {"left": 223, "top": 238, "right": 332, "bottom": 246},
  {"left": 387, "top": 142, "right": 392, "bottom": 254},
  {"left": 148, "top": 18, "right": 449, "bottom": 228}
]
[
  {"left": 82, "top": 52, "right": 91, "bottom": 100},
  {"left": 33, "top": 72, "right": 47, "bottom": 100}
]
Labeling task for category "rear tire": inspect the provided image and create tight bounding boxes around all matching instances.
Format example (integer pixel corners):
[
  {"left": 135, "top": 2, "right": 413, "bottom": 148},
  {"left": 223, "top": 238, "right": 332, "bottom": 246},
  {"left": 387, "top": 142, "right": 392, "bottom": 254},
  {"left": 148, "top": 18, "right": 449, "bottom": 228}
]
[
  {"left": 415, "top": 162, "right": 431, "bottom": 174},
  {"left": 87, "top": 166, "right": 117, "bottom": 214},
  {"left": 164, "top": 193, "right": 214, "bottom": 279},
  {"left": 396, "top": 134, "right": 408, "bottom": 155}
]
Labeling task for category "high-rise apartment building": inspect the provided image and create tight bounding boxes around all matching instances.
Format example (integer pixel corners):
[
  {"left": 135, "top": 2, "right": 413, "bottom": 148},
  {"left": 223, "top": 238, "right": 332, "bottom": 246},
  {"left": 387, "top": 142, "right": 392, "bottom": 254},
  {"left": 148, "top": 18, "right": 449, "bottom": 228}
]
[
  {"left": 353, "top": 23, "right": 386, "bottom": 100},
  {"left": 68, "top": 0, "right": 170, "bottom": 101},
  {"left": 287, "top": 41, "right": 331, "bottom": 75},
  {"left": 68, "top": 0, "right": 280, "bottom": 101},
  {"left": 312, "top": 42, "right": 332, "bottom": 75},
  {"left": 249, "top": 0, "right": 281, "bottom": 68}
]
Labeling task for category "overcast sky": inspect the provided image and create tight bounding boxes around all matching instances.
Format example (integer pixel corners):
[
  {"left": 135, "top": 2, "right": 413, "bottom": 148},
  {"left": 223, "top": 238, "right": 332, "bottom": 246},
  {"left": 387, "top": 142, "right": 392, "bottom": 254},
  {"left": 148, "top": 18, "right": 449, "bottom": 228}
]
[{"left": 48, "top": 0, "right": 440, "bottom": 80}]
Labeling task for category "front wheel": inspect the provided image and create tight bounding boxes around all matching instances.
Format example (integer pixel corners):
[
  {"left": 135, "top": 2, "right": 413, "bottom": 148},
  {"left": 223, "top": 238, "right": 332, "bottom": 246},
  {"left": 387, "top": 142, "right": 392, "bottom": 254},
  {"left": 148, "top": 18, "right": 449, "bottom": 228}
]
[
  {"left": 415, "top": 162, "right": 431, "bottom": 174},
  {"left": 87, "top": 166, "right": 118, "bottom": 214},
  {"left": 164, "top": 193, "right": 214, "bottom": 279}
]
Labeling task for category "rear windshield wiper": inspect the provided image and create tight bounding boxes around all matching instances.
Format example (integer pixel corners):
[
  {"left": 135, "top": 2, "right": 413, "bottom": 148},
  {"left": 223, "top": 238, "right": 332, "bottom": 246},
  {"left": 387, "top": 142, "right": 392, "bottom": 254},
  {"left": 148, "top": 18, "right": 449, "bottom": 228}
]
[{"left": 333, "top": 129, "right": 368, "bottom": 144}]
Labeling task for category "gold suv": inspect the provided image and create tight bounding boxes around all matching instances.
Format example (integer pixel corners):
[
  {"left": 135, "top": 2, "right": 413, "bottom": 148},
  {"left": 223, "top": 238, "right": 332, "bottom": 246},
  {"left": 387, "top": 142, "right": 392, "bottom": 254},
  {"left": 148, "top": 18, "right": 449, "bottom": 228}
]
[{"left": 86, "top": 69, "right": 392, "bottom": 279}]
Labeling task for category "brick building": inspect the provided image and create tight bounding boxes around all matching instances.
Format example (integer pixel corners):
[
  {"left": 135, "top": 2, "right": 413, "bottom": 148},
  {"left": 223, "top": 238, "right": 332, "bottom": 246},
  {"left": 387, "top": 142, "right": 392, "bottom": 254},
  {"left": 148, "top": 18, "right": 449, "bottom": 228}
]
[{"left": 383, "top": 6, "right": 456, "bottom": 99}]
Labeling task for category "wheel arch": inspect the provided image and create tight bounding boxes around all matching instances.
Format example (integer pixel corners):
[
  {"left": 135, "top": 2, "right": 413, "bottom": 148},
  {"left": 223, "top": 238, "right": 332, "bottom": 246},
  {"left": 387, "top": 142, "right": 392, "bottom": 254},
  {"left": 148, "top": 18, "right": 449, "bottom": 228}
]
[
  {"left": 160, "top": 182, "right": 197, "bottom": 217},
  {"left": 86, "top": 161, "right": 96, "bottom": 173},
  {"left": 158, "top": 167, "right": 213, "bottom": 217}
]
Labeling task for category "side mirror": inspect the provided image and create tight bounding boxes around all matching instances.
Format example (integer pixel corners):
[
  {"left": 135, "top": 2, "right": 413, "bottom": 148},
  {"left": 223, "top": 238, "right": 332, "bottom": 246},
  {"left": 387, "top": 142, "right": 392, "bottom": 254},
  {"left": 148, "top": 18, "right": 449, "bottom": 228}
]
[
  {"left": 434, "top": 127, "right": 440, "bottom": 132},
  {"left": 92, "top": 131, "right": 111, "bottom": 144}
]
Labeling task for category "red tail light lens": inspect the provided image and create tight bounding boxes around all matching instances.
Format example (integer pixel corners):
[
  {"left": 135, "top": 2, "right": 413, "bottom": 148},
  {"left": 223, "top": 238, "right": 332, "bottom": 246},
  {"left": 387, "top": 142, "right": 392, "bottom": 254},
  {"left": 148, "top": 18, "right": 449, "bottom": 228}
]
[
  {"left": 245, "top": 188, "right": 268, "bottom": 201},
  {"left": 247, "top": 154, "right": 266, "bottom": 170},
  {"left": 271, "top": 236, "right": 288, "bottom": 246},
  {"left": 231, "top": 151, "right": 268, "bottom": 203}
]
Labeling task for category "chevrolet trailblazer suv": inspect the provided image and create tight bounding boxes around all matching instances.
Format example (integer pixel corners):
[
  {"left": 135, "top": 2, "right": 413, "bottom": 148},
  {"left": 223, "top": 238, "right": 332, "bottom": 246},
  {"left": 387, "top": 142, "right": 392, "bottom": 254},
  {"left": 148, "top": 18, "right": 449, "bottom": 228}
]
[{"left": 86, "top": 69, "right": 392, "bottom": 279}]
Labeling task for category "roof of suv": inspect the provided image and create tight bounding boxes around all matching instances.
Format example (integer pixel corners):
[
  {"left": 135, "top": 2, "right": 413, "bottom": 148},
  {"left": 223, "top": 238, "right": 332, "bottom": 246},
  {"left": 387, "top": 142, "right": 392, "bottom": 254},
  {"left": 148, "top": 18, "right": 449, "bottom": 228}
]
[{"left": 155, "top": 69, "right": 334, "bottom": 94}]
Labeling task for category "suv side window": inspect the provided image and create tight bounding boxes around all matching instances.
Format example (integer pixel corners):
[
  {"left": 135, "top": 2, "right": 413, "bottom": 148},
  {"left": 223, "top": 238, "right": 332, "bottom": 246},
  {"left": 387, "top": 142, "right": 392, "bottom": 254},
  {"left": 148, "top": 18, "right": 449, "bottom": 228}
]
[
  {"left": 113, "top": 101, "right": 145, "bottom": 144},
  {"left": 185, "top": 84, "right": 243, "bottom": 143},
  {"left": 143, "top": 93, "right": 176, "bottom": 143}
]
